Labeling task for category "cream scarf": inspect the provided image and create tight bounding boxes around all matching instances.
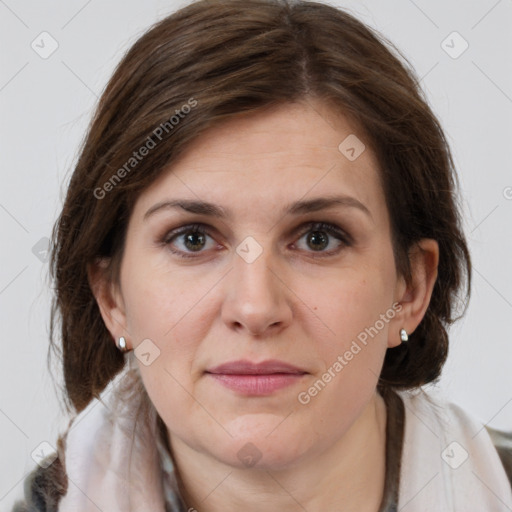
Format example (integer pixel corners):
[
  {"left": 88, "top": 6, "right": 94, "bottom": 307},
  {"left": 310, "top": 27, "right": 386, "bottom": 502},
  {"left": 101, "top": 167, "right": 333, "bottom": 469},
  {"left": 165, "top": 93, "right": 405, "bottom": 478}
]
[{"left": 58, "top": 366, "right": 512, "bottom": 512}]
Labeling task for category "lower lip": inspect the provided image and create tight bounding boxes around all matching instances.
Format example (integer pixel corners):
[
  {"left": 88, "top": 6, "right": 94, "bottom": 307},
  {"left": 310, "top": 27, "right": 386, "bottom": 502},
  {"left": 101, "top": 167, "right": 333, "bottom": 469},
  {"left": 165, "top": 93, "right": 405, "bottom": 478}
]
[{"left": 207, "top": 373, "right": 305, "bottom": 395}]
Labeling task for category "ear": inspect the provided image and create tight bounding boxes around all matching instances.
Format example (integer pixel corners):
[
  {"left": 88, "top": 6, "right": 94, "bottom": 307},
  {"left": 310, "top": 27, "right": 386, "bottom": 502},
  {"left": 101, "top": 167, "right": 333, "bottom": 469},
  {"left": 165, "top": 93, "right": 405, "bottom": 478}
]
[
  {"left": 87, "top": 258, "right": 129, "bottom": 349},
  {"left": 388, "top": 238, "right": 439, "bottom": 348}
]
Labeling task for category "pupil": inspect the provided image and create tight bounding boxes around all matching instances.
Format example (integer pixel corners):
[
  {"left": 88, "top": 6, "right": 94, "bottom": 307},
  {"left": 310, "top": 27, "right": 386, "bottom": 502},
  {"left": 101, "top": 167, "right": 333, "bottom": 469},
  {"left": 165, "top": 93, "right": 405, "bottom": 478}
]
[
  {"left": 308, "top": 231, "right": 328, "bottom": 251},
  {"left": 185, "top": 232, "right": 205, "bottom": 251}
]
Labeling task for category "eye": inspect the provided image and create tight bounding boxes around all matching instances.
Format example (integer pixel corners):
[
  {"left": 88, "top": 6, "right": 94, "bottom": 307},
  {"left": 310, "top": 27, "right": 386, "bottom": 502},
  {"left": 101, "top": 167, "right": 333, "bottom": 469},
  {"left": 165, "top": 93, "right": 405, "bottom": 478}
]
[
  {"left": 292, "top": 222, "right": 351, "bottom": 256},
  {"left": 160, "top": 221, "right": 351, "bottom": 260},
  {"left": 161, "top": 223, "right": 219, "bottom": 259}
]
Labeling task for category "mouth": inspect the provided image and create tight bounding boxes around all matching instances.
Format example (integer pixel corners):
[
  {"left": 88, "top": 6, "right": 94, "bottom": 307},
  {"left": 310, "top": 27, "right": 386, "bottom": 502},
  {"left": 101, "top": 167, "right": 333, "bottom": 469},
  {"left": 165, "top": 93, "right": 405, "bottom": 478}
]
[{"left": 205, "top": 359, "right": 308, "bottom": 395}]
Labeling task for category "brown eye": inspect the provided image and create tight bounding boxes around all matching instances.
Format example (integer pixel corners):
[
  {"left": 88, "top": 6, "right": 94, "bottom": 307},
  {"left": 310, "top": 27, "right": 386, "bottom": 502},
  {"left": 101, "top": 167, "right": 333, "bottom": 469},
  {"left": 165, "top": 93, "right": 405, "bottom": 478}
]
[
  {"left": 182, "top": 231, "right": 207, "bottom": 251},
  {"left": 294, "top": 222, "right": 351, "bottom": 257},
  {"left": 306, "top": 230, "right": 329, "bottom": 251},
  {"left": 162, "top": 223, "right": 218, "bottom": 259}
]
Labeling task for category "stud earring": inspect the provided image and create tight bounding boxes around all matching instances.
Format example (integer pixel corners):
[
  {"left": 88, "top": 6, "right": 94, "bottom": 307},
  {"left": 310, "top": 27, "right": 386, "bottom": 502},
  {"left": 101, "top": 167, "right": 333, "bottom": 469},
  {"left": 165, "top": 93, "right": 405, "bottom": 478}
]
[
  {"left": 116, "top": 336, "right": 130, "bottom": 353},
  {"left": 400, "top": 328, "right": 409, "bottom": 343}
]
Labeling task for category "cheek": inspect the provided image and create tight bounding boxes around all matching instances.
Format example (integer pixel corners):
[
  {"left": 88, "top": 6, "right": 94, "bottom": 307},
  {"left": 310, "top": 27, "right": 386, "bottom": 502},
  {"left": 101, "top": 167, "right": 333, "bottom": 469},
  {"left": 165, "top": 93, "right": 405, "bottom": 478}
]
[
  {"left": 123, "top": 271, "right": 205, "bottom": 437},
  {"left": 303, "top": 268, "right": 392, "bottom": 345},
  {"left": 293, "top": 277, "right": 391, "bottom": 432},
  {"left": 295, "top": 268, "right": 394, "bottom": 405},
  {"left": 119, "top": 258, "right": 214, "bottom": 397},
  {"left": 121, "top": 255, "right": 210, "bottom": 342}
]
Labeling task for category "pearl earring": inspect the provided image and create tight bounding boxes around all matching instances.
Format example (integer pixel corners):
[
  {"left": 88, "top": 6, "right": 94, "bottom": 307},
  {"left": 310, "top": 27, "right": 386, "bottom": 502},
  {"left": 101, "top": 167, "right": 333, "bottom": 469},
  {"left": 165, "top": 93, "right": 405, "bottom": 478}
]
[
  {"left": 400, "top": 328, "right": 408, "bottom": 343},
  {"left": 116, "top": 336, "right": 129, "bottom": 353}
]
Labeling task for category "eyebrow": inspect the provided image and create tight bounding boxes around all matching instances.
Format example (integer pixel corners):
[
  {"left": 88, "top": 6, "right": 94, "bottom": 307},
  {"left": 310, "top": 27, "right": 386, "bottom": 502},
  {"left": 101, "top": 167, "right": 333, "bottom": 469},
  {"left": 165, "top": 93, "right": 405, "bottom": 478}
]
[{"left": 143, "top": 195, "right": 372, "bottom": 221}]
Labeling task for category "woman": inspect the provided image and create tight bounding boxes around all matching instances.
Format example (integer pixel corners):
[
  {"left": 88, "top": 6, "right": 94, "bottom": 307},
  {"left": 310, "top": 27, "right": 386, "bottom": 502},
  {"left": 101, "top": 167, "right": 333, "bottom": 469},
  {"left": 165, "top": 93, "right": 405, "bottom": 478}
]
[{"left": 13, "top": 0, "right": 512, "bottom": 511}]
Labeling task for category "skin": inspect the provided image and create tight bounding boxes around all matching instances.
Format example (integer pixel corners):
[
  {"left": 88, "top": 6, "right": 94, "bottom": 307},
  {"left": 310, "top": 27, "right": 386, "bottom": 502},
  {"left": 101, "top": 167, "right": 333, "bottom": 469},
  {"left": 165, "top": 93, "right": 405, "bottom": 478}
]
[{"left": 90, "top": 99, "right": 439, "bottom": 512}]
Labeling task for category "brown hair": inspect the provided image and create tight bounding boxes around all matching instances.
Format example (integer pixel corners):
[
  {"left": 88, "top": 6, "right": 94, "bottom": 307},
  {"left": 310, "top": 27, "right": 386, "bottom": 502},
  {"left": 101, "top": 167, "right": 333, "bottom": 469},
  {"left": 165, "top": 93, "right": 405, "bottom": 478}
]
[{"left": 50, "top": 0, "right": 471, "bottom": 414}]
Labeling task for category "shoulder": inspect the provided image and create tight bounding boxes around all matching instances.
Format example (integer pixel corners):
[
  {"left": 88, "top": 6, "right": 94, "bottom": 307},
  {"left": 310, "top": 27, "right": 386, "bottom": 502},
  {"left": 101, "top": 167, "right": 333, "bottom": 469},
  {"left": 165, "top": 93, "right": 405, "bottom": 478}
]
[
  {"left": 485, "top": 425, "right": 512, "bottom": 488},
  {"left": 11, "top": 452, "right": 67, "bottom": 512},
  {"left": 11, "top": 368, "right": 148, "bottom": 511},
  {"left": 11, "top": 392, "right": 115, "bottom": 511},
  {"left": 396, "top": 388, "right": 512, "bottom": 490}
]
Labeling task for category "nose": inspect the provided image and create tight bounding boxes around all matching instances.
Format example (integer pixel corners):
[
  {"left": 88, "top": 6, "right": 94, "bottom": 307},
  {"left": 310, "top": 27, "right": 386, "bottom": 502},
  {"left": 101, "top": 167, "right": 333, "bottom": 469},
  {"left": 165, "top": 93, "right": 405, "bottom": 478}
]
[{"left": 221, "top": 244, "right": 293, "bottom": 337}]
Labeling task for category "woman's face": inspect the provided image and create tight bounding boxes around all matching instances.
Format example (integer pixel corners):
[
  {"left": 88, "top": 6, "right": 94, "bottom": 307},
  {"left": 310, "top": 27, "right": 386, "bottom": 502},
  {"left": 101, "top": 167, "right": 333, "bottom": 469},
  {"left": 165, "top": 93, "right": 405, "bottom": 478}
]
[{"left": 110, "top": 100, "right": 410, "bottom": 469}]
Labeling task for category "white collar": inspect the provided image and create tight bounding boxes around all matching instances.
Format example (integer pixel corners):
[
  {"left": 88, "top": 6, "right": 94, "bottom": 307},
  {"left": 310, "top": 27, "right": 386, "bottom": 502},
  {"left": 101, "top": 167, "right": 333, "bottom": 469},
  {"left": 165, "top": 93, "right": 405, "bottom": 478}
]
[{"left": 398, "top": 387, "right": 512, "bottom": 511}]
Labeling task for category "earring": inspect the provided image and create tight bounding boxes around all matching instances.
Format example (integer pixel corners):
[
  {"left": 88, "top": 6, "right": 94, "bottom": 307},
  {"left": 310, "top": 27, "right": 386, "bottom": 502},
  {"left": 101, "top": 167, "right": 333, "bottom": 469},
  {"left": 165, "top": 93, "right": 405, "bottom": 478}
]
[
  {"left": 116, "top": 336, "right": 129, "bottom": 353},
  {"left": 400, "top": 328, "right": 409, "bottom": 343}
]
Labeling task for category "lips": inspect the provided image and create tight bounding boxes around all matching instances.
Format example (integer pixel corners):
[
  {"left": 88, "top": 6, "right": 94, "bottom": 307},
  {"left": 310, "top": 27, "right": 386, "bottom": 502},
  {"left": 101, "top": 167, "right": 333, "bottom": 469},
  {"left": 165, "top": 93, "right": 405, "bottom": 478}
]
[
  {"left": 206, "top": 359, "right": 307, "bottom": 375},
  {"left": 205, "top": 359, "right": 307, "bottom": 395}
]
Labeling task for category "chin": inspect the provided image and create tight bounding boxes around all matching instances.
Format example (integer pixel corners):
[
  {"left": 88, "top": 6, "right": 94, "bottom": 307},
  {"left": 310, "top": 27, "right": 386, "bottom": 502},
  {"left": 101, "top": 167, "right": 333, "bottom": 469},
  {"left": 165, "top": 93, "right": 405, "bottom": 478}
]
[
  {"left": 220, "top": 444, "right": 308, "bottom": 472},
  {"left": 212, "top": 418, "right": 314, "bottom": 471}
]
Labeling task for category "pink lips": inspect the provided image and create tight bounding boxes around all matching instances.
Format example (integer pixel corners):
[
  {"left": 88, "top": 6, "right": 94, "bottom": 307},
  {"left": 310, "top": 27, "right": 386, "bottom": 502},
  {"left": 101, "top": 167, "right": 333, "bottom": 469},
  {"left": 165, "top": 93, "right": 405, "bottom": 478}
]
[{"left": 205, "top": 360, "right": 307, "bottom": 395}]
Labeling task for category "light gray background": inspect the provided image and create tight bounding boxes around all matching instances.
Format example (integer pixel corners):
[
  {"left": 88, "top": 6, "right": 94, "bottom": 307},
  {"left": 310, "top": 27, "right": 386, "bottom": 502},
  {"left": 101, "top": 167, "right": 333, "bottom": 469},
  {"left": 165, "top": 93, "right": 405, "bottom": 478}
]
[{"left": 1, "top": 0, "right": 511, "bottom": 508}]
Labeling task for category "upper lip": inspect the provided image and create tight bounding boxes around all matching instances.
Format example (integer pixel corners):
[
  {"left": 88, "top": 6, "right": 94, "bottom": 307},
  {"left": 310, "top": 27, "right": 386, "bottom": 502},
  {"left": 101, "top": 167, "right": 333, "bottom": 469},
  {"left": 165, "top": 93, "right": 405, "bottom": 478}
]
[{"left": 206, "top": 359, "right": 307, "bottom": 375}]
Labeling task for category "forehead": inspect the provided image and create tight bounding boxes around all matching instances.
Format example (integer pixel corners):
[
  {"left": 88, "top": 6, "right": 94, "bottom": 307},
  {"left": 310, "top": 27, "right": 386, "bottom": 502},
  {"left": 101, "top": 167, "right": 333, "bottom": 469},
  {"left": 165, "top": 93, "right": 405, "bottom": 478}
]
[{"left": 133, "top": 101, "right": 387, "bottom": 226}]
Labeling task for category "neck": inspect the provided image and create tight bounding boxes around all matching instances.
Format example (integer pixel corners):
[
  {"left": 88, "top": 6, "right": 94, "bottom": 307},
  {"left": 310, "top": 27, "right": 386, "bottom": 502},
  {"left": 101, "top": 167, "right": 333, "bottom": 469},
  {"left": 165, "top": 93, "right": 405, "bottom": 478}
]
[{"left": 169, "top": 391, "right": 388, "bottom": 512}]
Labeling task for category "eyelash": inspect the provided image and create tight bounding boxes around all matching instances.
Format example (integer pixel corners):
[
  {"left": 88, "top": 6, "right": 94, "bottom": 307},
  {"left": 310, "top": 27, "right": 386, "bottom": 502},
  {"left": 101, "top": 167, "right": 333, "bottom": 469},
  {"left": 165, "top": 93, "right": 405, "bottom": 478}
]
[{"left": 159, "top": 221, "right": 352, "bottom": 260}]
